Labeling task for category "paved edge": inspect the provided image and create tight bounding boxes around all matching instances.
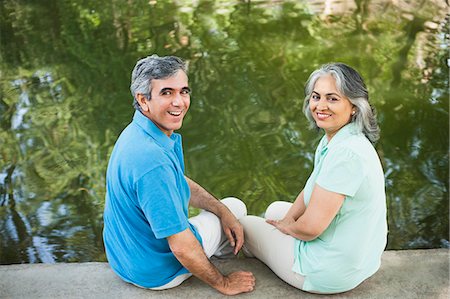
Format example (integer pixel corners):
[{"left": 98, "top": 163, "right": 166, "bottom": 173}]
[{"left": 0, "top": 249, "right": 449, "bottom": 299}]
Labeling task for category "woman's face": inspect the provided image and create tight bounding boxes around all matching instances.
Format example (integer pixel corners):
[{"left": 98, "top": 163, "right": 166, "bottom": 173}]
[{"left": 309, "top": 74, "right": 355, "bottom": 141}]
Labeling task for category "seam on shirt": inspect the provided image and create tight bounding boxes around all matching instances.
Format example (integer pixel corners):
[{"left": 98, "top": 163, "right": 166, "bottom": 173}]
[{"left": 134, "top": 162, "right": 177, "bottom": 189}]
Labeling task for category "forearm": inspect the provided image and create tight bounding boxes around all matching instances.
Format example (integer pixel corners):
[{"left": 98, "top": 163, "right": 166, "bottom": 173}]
[
  {"left": 168, "top": 229, "right": 225, "bottom": 291},
  {"left": 283, "top": 186, "right": 345, "bottom": 241},
  {"left": 285, "top": 217, "right": 319, "bottom": 241},
  {"left": 186, "top": 176, "right": 227, "bottom": 217},
  {"left": 284, "top": 190, "right": 306, "bottom": 221}
]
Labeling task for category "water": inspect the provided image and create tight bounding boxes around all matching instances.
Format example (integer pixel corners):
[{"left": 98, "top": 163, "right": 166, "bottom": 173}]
[{"left": 0, "top": 0, "right": 448, "bottom": 264}]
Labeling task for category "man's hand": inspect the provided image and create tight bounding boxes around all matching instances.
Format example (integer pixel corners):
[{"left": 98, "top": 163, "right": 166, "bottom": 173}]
[
  {"left": 168, "top": 228, "right": 255, "bottom": 295},
  {"left": 217, "top": 271, "right": 255, "bottom": 295},
  {"left": 185, "top": 177, "right": 245, "bottom": 255},
  {"left": 219, "top": 211, "right": 244, "bottom": 255},
  {"left": 266, "top": 216, "right": 295, "bottom": 235}
]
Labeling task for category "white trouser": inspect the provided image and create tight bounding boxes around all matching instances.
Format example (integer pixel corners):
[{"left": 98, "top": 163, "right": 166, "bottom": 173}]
[
  {"left": 150, "top": 197, "right": 247, "bottom": 290},
  {"left": 240, "top": 201, "right": 305, "bottom": 290}
]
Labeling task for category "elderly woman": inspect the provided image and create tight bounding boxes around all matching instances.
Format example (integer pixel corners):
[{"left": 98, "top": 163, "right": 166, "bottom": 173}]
[{"left": 241, "top": 63, "right": 387, "bottom": 294}]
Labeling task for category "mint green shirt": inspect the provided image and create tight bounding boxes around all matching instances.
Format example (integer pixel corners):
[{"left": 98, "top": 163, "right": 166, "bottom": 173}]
[{"left": 293, "top": 123, "right": 387, "bottom": 293}]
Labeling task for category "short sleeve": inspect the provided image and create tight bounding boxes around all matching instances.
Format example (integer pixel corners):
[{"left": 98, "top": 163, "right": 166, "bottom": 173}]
[
  {"left": 136, "top": 164, "right": 188, "bottom": 239},
  {"left": 316, "top": 147, "right": 366, "bottom": 197}
]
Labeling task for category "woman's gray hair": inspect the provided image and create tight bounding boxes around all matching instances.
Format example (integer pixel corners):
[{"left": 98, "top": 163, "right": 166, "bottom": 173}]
[
  {"left": 130, "top": 54, "right": 187, "bottom": 110},
  {"left": 302, "top": 63, "right": 380, "bottom": 143}
]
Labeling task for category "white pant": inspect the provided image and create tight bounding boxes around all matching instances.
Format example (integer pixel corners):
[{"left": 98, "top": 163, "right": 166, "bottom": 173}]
[
  {"left": 240, "top": 201, "right": 305, "bottom": 290},
  {"left": 150, "top": 197, "right": 247, "bottom": 290}
]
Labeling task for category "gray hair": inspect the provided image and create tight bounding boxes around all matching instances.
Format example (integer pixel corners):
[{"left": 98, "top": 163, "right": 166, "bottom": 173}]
[
  {"left": 302, "top": 63, "right": 380, "bottom": 143},
  {"left": 130, "top": 54, "right": 187, "bottom": 110}
]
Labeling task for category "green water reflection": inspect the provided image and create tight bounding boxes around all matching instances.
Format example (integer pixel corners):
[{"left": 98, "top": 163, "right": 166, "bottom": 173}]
[{"left": 0, "top": 0, "right": 448, "bottom": 264}]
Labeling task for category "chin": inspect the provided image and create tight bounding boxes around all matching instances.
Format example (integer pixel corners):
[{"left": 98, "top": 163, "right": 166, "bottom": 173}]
[{"left": 172, "top": 123, "right": 183, "bottom": 131}]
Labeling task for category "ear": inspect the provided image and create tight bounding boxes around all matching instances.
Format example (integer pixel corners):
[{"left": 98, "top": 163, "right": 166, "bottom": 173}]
[
  {"left": 351, "top": 104, "right": 357, "bottom": 115},
  {"left": 136, "top": 93, "right": 149, "bottom": 112}
]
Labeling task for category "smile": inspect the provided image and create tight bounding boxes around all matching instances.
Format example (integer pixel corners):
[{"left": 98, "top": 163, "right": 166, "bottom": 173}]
[
  {"left": 316, "top": 112, "right": 331, "bottom": 120},
  {"left": 168, "top": 111, "right": 182, "bottom": 116}
]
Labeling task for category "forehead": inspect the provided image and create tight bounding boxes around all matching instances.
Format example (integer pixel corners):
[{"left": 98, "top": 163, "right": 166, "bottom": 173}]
[
  {"left": 151, "top": 70, "right": 188, "bottom": 90},
  {"left": 313, "top": 74, "right": 338, "bottom": 91}
]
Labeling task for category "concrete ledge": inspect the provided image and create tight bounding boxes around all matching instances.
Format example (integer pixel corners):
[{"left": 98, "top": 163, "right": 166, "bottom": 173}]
[{"left": 1, "top": 249, "right": 448, "bottom": 298}]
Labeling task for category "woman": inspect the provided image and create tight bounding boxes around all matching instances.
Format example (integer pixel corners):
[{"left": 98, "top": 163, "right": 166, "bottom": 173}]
[{"left": 241, "top": 63, "right": 387, "bottom": 294}]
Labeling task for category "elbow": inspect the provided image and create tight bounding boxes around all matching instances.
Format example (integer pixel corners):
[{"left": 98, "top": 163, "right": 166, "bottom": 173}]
[
  {"left": 299, "top": 232, "right": 319, "bottom": 242},
  {"left": 167, "top": 232, "right": 193, "bottom": 258},
  {"left": 300, "top": 233, "right": 319, "bottom": 242},
  {"left": 293, "top": 222, "right": 322, "bottom": 241},
  {"left": 169, "top": 240, "right": 190, "bottom": 258}
]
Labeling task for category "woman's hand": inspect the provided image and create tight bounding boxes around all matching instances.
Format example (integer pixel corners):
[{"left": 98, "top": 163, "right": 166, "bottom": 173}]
[
  {"left": 266, "top": 216, "right": 295, "bottom": 235},
  {"left": 267, "top": 184, "right": 345, "bottom": 241}
]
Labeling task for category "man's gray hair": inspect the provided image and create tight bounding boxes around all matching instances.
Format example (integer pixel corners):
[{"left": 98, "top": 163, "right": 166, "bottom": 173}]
[
  {"left": 302, "top": 63, "right": 380, "bottom": 143},
  {"left": 130, "top": 54, "right": 187, "bottom": 110}
]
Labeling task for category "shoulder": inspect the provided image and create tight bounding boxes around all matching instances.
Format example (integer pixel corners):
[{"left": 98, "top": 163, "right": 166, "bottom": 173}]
[
  {"left": 320, "top": 134, "right": 374, "bottom": 180},
  {"left": 111, "top": 123, "right": 173, "bottom": 176},
  {"left": 329, "top": 133, "right": 375, "bottom": 161}
]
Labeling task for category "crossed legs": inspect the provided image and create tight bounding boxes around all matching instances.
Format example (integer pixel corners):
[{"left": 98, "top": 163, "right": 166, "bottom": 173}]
[
  {"left": 150, "top": 197, "right": 247, "bottom": 290},
  {"left": 240, "top": 201, "right": 305, "bottom": 289}
]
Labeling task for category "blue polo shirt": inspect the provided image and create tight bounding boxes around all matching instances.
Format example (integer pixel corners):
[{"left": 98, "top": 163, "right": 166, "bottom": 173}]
[
  {"left": 103, "top": 111, "right": 202, "bottom": 288},
  {"left": 293, "top": 123, "right": 387, "bottom": 293}
]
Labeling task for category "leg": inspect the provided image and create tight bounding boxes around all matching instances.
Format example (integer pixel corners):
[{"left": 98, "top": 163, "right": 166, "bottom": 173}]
[
  {"left": 241, "top": 215, "right": 305, "bottom": 290},
  {"left": 264, "top": 201, "right": 293, "bottom": 220},
  {"left": 189, "top": 197, "right": 247, "bottom": 258},
  {"left": 150, "top": 197, "right": 247, "bottom": 290},
  {"left": 151, "top": 198, "right": 247, "bottom": 290},
  {"left": 148, "top": 273, "right": 192, "bottom": 290}
]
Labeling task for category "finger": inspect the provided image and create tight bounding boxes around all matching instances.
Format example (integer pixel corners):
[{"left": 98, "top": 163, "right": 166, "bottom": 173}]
[
  {"left": 224, "top": 227, "right": 236, "bottom": 248},
  {"left": 266, "top": 219, "right": 277, "bottom": 226},
  {"left": 233, "top": 226, "right": 244, "bottom": 254}
]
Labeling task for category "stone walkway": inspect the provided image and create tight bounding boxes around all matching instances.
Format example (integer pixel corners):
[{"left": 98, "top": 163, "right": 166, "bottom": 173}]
[{"left": 1, "top": 249, "right": 448, "bottom": 298}]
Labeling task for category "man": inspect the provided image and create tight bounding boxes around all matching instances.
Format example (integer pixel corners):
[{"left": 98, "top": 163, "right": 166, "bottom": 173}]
[{"left": 103, "top": 55, "right": 255, "bottom": 295}]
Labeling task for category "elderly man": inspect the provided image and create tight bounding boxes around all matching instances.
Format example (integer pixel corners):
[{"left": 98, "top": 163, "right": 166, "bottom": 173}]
[{"left": 103, "top": 55, "right": 255, "bottom": 295}]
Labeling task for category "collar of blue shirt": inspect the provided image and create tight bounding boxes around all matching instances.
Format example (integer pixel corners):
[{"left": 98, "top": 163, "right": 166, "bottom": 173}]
[{"left": 132, "top": 110, "right": 180, "bottom": 150}]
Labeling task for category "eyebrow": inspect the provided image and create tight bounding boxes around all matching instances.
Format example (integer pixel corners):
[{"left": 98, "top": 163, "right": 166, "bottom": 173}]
[
  {"left": 312, "top": 91, "right": 341, "bottom": 98},
  {"left": 159, "top": 87, "right": 191, "bottom": 93}
]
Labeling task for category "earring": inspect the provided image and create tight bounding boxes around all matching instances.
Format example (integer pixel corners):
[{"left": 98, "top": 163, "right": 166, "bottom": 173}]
[{"left": 352, "top": 110, "right": 356, "bottom": 115}]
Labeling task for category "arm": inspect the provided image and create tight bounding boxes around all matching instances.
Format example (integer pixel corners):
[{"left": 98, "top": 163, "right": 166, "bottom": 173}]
[
  {"left": 167, "top": 228, "right": 255, "bottom": 295},
  {"left": 186, "top": 176, "right": 227, "bottom": 215},
  {"left": 185, "top": 176, "right": 244, "bottom": 254},
  {"left": 283, "top": 190, "right": 306, "bottom": 221},
  {"left": 267, "top": 184, "right": 344, "bottom": 241}
]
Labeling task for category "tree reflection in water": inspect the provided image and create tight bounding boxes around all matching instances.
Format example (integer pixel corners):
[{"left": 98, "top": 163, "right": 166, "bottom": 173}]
[{"left": 0, "top": 0, "right": 448, "bottom": 263}]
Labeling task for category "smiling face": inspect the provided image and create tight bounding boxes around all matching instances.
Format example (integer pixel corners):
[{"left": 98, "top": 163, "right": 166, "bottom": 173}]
[
  {"left": 137, "top": 70, "right": 191, "bottom": 137},
  {"left": 309, "top": 74, "right": 355, "bottom": 141}
]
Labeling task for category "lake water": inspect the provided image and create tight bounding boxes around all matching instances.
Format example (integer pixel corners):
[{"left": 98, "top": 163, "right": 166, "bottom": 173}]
[{"left": 0, "top": 0, "right": 448, "bottom": 264}]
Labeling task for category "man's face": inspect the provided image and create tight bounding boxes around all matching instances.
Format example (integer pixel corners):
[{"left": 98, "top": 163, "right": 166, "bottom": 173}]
[{"left": 138, "top": 70, "right": 191, "bottom": 137}]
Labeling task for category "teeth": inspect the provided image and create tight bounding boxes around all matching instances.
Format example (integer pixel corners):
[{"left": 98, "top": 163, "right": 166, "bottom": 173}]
[
  {"left": 317, "top": 113, "right": 330, "bottom": 120},
  {"left": 168, "top": 111, "right": 182, "bottom": 116}
]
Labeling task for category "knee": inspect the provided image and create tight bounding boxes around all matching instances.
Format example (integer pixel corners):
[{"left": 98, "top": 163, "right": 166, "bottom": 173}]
[
  {"left": 240, "top": 215, "right": 266, "bottom": 233},
  {"left": 265, "top": 201, "right": 292, "bottom": 220},
  {"left": 220, "top": 197, "right": 247, "bottom": 219}
]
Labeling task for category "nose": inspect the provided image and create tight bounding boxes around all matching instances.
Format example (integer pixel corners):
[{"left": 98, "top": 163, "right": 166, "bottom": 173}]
[
  {"left": 171, "top": 93, "right": 182, "bottom": 106},
  {"left": 316, "top": 97, "right": 328, "bottom": 110}
]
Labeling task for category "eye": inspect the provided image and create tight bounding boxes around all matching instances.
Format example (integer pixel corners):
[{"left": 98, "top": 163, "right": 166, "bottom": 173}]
[
  {"left": 161, "top": 90, "right": 172, "bottom": 96},
  {"left": 311, "top": 94, "right": 320, "bottom": 101},
  {"left": 181, "top": 89, "right": 191, "bottom": 95},
  {"left": 327, "top": 97, "right": 339, "bottom": 102}
]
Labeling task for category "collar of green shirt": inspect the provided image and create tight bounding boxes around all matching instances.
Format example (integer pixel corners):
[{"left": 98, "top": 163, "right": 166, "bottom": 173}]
[{"left": 319, "top": 122, "right": 360, "bottom": 156}]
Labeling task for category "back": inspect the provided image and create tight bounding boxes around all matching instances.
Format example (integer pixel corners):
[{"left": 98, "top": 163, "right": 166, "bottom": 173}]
[
  {"left": 294, "top": 123, "right": 387, "bottom": 293},
  {"left": 103, "top": 111, "right": 201, "bottom": 288}
]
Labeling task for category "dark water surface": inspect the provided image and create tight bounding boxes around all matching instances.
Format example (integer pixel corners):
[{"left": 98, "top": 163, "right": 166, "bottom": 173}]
[{"left": 0, "top": 0, "right": 448, "bottom": 264}]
